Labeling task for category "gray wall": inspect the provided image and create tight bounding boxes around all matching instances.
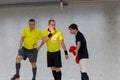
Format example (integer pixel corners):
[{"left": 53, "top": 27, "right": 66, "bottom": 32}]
[{"left": 0, "top": 2, "right": 120, "bottom": 80}]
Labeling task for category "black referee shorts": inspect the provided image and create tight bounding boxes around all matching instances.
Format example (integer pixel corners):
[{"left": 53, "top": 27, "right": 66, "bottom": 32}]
[
  {"left": 18, "top": 47, "right": 38, "bottom": 62},
  {"left": 47, "top": 50, "right": 62, "bottom": 68}
]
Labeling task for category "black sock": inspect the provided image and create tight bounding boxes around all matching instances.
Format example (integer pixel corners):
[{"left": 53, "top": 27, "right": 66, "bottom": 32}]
[
  {"left": 81, "top": 72, "right": 89, "bottom": 80},
  {"left": 52, "top": 71, "right": 56, "bottom": 80},
  {"left": 16, "top": 63, "right": 21, "bottom": 76},
  {"left": 32, "top": 67, "right": 37, "bottom": 80},
  {"left": 56, "top": 71, "right": 62, "bottom": 80}
]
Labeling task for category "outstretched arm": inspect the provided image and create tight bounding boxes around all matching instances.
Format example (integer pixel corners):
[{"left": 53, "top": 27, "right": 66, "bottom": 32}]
[
  {"left": 37, "top": 37, "right": 49, "bottom": 51},
  {"left": 37, "top": 29, "right": 56, "bottom": 51}
]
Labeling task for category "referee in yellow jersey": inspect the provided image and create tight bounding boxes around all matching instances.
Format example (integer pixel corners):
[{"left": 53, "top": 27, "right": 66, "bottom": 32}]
[
  {"left": 37, "top": 19, "right": 69, "bottom": 80},
  {"left": 11, "top": 19, "right": 42, "bottom": 80}
]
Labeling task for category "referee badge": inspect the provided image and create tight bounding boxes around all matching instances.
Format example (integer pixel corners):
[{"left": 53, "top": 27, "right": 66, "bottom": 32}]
[{"left": 52, "top": 37, "right": 57, "bottom": 41}]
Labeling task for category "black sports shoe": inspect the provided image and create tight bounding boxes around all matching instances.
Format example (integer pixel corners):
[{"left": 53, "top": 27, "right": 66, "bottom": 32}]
[{"left": 10, "top": 75, "right": 20, "bottom": 80}]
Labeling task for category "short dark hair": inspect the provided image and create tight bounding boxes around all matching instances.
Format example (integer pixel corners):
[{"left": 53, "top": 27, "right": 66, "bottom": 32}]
[
  {"left": 29, "top": 19, "right": 35, "bottom": 23},
  {"left": 69, "top": 23, "right": 78, "bottom": 30},
  {"left": 48, "top": 19, "right": 55, "bottom": 24}
]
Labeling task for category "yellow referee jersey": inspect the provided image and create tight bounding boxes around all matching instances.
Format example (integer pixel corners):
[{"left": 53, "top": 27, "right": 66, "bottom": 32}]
[
  {"left": 22, "top": 27, "right": 42, "bottom": 49},
  {"left": 42, "top": 29, "right": 64, "bottom": 52}
]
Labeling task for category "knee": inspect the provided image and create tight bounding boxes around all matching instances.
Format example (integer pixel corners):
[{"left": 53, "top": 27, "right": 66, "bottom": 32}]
[
  {"left": 16, "top": 55, "right": 22, "bottom": 63},
  {"left": 51, "top": 67, "right": 56, "bottom": 71},
  {"left": 51, "top": 67, "right": 61, "bottom": 72},
  {"left": 55, "top": 68, "right": 61, "bottom": 72},
  {"left": 31, "top": 62, "right": 37, "bottom": 68}
]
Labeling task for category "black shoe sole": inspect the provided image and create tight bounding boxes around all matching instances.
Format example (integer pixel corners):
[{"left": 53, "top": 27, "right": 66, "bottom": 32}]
[{"left": 10, "top": 77, "right": 20, "bottom": 80}]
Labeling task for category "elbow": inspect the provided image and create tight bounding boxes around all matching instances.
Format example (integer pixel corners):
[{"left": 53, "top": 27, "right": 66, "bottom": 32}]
[{"left": 42, "top": 40, "right": 46, "bottom": 44}]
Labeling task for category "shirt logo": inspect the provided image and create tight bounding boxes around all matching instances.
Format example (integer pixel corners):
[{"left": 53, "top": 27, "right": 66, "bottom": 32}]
[{"left": 52, "top": 37, "right": 57, "bottom": 41}]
